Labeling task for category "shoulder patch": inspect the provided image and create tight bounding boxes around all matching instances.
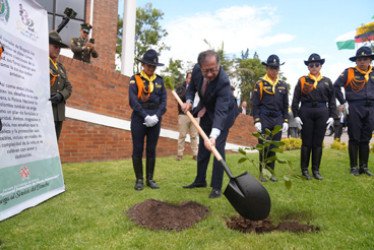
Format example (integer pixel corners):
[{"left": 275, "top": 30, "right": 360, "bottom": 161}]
[{"left": 130, "top": 80, "right": 135, "bottom": 84}]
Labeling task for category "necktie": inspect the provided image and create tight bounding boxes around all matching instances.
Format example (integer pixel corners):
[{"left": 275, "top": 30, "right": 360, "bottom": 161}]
[{"left": 198, "top": 79, "right": 208, "bottom": 117}]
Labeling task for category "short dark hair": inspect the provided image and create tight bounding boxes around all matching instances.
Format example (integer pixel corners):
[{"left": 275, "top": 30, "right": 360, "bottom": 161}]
[{"left": 197, "top": 50, "right": 220, "bottom": 67}]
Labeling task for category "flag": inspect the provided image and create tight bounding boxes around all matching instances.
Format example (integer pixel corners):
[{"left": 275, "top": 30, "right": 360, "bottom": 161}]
[
  {"left": 336, "top": 31, "right": 356, "bottom": 50},
  {"left": 355, "top": 22, "right": 374, "bottom": 43}
]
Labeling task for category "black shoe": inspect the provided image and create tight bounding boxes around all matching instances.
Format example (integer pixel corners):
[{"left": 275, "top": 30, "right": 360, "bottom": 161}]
[
  {"left": 312, "top": 171, "right": 323, "bottom": 180},
  {"left": 146, "top": 180, "right": 160, "bottom": 189},
  {"left": 134, "top": 179, "right": 143, "bottom": 191},
  {"left": 209, "top": 188, "right": 221, "bottom": 198},
  {"left": 359, "top": 168, "right": 374, "bottom": 176},
  {"left": 183, "top": 182, "right": 207, "bottom": 189},
  {"left": 270, "top": 176, "right": 278, "bottom": 182},
  {"left": 350, "top": 167, "right": 359, "bottom": 176},
  {"left": 302, "top": 171, "right": 312, "bottom": 180},
  {"left": 260, "top": 176, "right": 267, "bottom": 183}
]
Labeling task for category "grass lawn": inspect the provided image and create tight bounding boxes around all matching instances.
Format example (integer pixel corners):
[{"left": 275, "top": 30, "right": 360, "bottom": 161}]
[{"left": 0, "top": 149, "right": 373, "bottom": 249}]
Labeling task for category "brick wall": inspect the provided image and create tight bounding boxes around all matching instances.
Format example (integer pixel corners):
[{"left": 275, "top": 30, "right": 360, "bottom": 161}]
[
  {"left": 83, "top": 0, "right": 118, "bottom": 72},
  {"left": 58, "top": 56, "right": 257, "bottom": 163}
]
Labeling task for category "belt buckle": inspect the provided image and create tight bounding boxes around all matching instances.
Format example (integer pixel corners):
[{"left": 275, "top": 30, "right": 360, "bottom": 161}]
[
  {"left": 366, "top": 100, "right": 371, "bottom": 106},
  {"left": 269, "top": 111, "right": 275, "bottom": 116},
  {"left": 312, "top": 102, "right": 317, "bottom": 108}
]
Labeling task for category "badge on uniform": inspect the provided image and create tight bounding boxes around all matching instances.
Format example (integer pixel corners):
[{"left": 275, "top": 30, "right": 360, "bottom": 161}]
[
  {"left": 155, "top": 84, "right": 162, "bottom": 88},
  {"left": 130, "top": 80, "right": 135, "bottom": 84}
]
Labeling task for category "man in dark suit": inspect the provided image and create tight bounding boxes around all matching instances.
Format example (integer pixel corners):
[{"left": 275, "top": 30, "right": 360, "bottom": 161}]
[
  {"left": 181, "top": 50, "right": 239, "bottom": 198},
  {"left": 238, "top": 101, "right": 249, "bottom": 115}
]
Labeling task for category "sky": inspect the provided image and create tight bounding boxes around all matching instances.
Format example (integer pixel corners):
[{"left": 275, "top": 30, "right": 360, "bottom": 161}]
[{"left": 118, "top": 0, "right": 373, "bottom": 98}]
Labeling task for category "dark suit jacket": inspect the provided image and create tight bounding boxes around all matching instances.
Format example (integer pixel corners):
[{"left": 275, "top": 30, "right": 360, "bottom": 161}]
[{"left": 186, "top": 64, "right": 239, "bottom": 131}]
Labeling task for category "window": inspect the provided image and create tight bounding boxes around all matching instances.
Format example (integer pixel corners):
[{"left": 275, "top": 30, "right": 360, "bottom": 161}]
[{"left": 35, "top": 0, "right": 86, "bottom": 45}]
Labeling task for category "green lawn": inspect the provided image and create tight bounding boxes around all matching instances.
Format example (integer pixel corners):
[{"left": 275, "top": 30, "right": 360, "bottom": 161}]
[{"left": 0, "top": 149, "right": 373, "bottom": 249}]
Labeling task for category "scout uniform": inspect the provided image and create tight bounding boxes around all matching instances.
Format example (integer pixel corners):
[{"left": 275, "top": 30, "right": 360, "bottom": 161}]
[
  {"left": 129, "top": 49, "right": 167, "bottom": 191},
  {"left": 292, "top": 54, "right": 336, "bottom": 180},
  {"left": 71, "top": 23, "right": 98, "bottom": 63},
  {"left": 334, "top": 46, "right": 374, "bottom": 176},
  {"left": 49, "top": 31, "right": 72, "bottom": 141},
  {"left": 252, "top": 55, "right": 289, "bottom": 182}
]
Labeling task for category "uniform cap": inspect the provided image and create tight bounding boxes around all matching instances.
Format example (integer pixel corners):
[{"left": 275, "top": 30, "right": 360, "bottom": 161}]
[{"left": 262, "top": 54, "right": 285, "bottom": 66}]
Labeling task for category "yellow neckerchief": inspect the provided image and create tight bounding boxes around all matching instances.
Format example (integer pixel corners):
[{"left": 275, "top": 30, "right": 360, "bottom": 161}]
[
  {"left": 49, "top": 57, "right": 58, "bottom": 87},
  {"left": 355, "top": 65, "right": 372, "bottom": 83},
  {"left": 307, "top": 73, "right": 323, "bottom": 89},
  {"left": 263, "top": 74, "right": 279, "bottom": 93},
  {"left": 140, "top": 70, "right": 155, "bottom": 93}
]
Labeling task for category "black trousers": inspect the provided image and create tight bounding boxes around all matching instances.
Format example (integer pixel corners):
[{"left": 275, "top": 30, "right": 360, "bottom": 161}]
[
  {"left": 193, "top": 114, "right": 230, "bottom": 190},
  {"left": 54, "top": 121, "right": 63, "bottom": 141},
  {"left": 347, "top": 104, "right": 374, "bottom": 145},
  {"left": 299, "top": 106, "right": 328, "bottom": 147},
  {"left": 131, "top": 114, "right": 161, "bottom": 159}
]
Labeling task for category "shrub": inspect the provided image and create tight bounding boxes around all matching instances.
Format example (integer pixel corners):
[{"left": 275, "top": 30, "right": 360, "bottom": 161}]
[
  {"left": 281, "top": 138, "right": 302, "bottom": 151},
  {"left": 330, "top": 139, "right": 348, "bottom": 150}
]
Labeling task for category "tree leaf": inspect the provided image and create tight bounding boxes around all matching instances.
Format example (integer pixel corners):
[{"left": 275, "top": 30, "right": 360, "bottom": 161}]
[{"left": 238, "top": 157, "right": 247, "bottom": 164}]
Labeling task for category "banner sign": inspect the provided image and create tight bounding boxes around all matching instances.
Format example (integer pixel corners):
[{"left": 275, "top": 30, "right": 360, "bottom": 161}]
[{"left": 0, "top": 0, "right": 65, "bottom": 221}]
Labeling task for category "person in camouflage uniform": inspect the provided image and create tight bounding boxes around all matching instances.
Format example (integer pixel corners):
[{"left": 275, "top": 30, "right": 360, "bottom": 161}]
[{"left": 71, "top": 23, "right": 98, "bottom": 63}]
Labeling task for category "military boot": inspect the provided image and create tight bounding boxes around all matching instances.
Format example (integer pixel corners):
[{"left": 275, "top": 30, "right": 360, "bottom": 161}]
[
  {"left": 300, "top": 145, "right": 312, "bottom": 180},
  {"left": 359, "top": 144, "right": 374, "bottom": 176},
  {"left": 146, "top": 158, "right": 160, "bottom": 189},
  {"left": 349, "top": 144, "right": 359, "bottom": 176},
  {"left": 132, "top": 156, "right": 143, "bottom": 190},
  {"left": 311, "top": 146, "right": 323, "bottom": 180}
]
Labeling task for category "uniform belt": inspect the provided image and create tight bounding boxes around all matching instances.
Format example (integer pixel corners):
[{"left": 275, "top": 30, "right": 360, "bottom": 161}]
[
  {"left": 261, "top": 109, "right": 282, "bottom": 117},
  {"left": 301, "top": 102, "right": 326, "bottom": 108},
  {"left": 348, "top": 99, "right": 374, "bottom": 106},
  {"left": 141, "top": 103, "right": 159, "bottom": 109}
]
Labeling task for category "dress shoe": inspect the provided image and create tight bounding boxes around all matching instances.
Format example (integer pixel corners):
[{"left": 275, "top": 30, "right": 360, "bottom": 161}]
[
  {"left": 270, "top": 175, "right": 278, "bottom": 182},
  {"left": 209, "top": 188, "right": 221, "bottom": 198},
  {"left": 176, "top": 155, "right": 182, "bottom": 161},
  {"left": 192, "top": 155, "right": 197, "bottom": 160},
  {"left": 183, "top": 182, "right": 207, "bottom": 189},
  {"left": 146, "top": 180, "right": 160, "bottom": 189}
]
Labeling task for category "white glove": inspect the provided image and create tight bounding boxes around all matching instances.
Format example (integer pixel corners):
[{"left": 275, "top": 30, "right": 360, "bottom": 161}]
[
  {"left": 326, "top": 117, "right": 334, "bottom": 130},
  {"left": 344, "top": 102, "right": 349, "bottom": 115},
  {"left": 282, "top": 122, "right": 289, "bottom": 133},
  {"left": 255, "top": 122, "right": 262, "bottom": 132},
  {"left": 295, "top": 117, "right": 303, "bottom": 129},
  {"left": 143, "top": 115, "right": 153, "bottom": 127},
  {"left": 148, "top": 115, "right": 159, "bottom": 127}
]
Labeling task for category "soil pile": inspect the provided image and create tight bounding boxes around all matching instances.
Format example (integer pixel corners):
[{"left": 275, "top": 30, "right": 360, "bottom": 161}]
[
  {"left": 127, "top": 199, "right": 210, "bottom": 231},
  {"left": 226, "top": 215, "right": 320, "bottom": 233}
]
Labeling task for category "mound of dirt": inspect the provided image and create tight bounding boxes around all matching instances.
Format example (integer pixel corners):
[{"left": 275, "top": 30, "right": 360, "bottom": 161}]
[
  {"left": 127, "top": 199, "right": 210, "bottom": 231},
  {"left": 226, "top": 215, "right": 320, "bottom": 234}
]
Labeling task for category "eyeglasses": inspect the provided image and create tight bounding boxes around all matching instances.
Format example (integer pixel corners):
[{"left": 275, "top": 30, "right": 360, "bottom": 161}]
[
  {"left": 309, "top": 63, "right": 320, "bottom": 68},
  {"left": 201, "top": 67, "right": 219, "bottom": 74}
]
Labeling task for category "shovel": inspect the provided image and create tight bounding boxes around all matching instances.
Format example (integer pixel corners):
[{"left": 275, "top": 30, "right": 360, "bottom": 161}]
[{"left": 172, "top": 91, "right": 271, "bottom": 221}]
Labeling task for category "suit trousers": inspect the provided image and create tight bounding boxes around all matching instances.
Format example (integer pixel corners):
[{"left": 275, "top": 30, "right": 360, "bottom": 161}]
[
  {"left": 193, "top": 114, "right": 229, "bottom": 190},
  {"left": 177, "top": 114, "right": 199, "bottom": 156},
  {"left": 54, "top": 121, "right": 63, "bottom": 141}
]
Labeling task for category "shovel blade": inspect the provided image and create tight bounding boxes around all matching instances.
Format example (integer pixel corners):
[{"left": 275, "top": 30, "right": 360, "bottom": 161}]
[{"left": 224, "top": 171, "right": 271, "bottom": 221}]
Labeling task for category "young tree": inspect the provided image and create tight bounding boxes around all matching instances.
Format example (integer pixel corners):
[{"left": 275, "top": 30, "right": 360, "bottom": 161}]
[{"left": 161, "top": 58, "right": 185, "bottom": 89}]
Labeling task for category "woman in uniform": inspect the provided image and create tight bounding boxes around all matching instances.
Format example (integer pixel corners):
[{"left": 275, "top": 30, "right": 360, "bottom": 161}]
[
  {"left": 292, "top": 54, "right": 336, "bottom": 180},
  {"left": 129, "top": 49, "right": 167, "bottom": 190}
]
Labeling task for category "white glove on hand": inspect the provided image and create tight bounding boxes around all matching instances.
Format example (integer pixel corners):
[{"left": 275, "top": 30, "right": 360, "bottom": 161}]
[
  {"left": 255, "top": 122, "right": 262, "bottom": 132},
  {"left": 326, "top": 117, "right": 334, "bottom": 130},
  {"left": 282, "top": 122, "right": 289, "bottom": 133},
  {"left": 143, "top": 115, "right": 153, "bottom": 127},
  {"left": 344, "top": 102, "right": 349, "bottom": 115},
  {"left": 295, "top": 117, "right": 303, "bottom": 129},
  {"left": 148, "top": 115, "right": 159, "bottom": 127}
]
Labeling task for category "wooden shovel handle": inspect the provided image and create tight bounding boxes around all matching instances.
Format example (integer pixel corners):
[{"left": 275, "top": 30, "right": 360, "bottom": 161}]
[{"left": 172, "top": 90, "right": 222, "bottom": 161}]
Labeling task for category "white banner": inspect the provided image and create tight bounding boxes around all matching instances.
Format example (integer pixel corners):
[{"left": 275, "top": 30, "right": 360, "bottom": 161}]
[{"left": 0, "top": 0, "right": 65, "bottom": 221}]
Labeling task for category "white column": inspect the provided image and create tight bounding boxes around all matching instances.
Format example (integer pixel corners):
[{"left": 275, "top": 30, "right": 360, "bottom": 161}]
[
  {"left": 89, "top": 0, "right": 94, "bottom": 26},
  {"left": 121, "top": 0, "right": 137, "bottom": 76}
]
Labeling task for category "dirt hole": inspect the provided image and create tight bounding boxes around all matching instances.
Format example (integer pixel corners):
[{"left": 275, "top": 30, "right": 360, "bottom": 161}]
[
  {"left": 226, "top": 215, "right": 320, "bottom": 233},
  {"left": 127, "top": 199, "right": 210, "bottom": 231}
]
